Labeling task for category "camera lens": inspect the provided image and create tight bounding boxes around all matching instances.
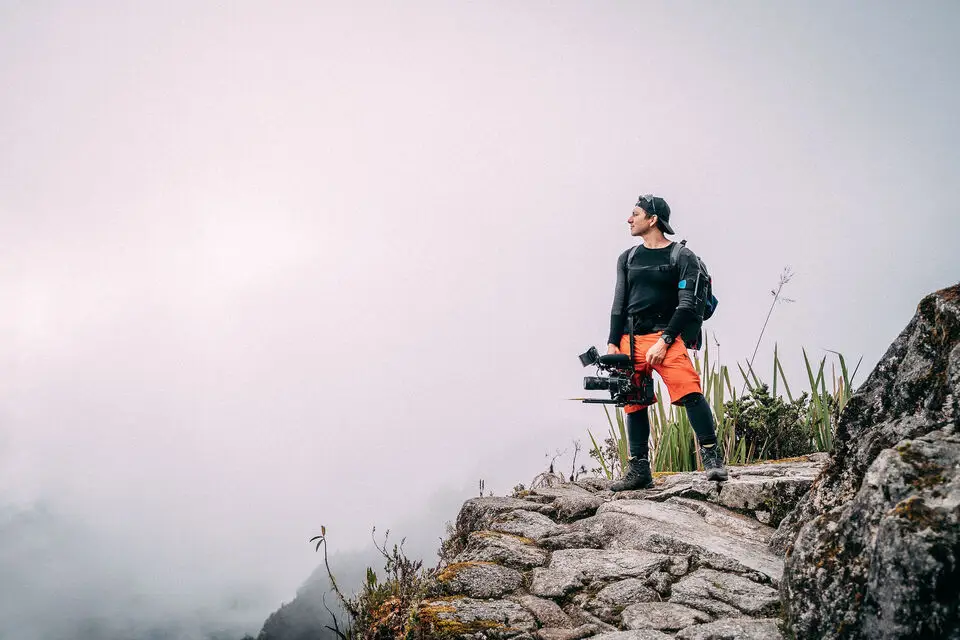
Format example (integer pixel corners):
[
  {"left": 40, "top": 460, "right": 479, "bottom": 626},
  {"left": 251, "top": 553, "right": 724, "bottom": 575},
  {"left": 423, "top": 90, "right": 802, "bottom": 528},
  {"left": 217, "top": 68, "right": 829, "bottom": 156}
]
[{"left": 583, "top": 376, "right": 610, "bottom": 391}]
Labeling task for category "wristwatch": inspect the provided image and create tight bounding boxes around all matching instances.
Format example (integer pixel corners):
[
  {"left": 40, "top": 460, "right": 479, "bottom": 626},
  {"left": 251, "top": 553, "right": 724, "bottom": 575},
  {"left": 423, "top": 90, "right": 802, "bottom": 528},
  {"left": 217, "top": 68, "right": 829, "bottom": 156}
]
[{"left": 661, "top": 334, "right": 675, "bottom": 345}]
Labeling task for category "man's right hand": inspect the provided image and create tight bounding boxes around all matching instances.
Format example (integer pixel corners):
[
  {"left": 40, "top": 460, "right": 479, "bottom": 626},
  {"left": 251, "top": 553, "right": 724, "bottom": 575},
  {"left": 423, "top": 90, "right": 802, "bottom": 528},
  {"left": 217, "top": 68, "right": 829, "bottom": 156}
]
[{"left": 607, "top": 343, "right": 621, "bottom": 355}]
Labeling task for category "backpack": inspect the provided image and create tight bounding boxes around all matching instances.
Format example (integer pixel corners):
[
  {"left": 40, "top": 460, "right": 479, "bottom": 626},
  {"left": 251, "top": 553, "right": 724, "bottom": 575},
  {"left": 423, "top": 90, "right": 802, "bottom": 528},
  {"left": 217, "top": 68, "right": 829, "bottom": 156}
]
[{"left": 627, "top": 239, "right": 718, "bottom": 350}]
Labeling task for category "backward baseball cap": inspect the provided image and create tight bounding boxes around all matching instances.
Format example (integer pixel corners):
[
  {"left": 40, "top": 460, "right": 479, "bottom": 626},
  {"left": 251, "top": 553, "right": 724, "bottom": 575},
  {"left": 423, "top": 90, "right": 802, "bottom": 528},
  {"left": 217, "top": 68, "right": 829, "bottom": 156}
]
[{"left": 635, "top": 194, "right": 674, "bottom": 235}]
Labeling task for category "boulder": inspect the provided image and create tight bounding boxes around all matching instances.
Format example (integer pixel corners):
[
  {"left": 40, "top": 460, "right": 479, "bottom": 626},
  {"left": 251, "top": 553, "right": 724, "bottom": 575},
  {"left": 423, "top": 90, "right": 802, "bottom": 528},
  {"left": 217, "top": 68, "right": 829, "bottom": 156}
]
[
  {"left": 664, "top": 497, "right": 773, "bottom": 545},
  {"left": 455, "top": 530, "right": 549, "bottom": 569},
  {"left": 590, "top": 631, "right": 674, "bottom": 640},
  {"left": 779, "top": 284, "right": 960, "bottom": 639},
  {"left": 675, "top": 618, "right": 784, "bottom": 639},
  {"left": 419, "top": 596, "right": 537, "bottom": 638},
  {"left": 783, "top": 429, "right": 960, "bottom": 639},
  {"left": 621, "top": 602, "right": 712, "bottom": 630},
  {"left": 529, "top": 549, "right": 670, "bottom": 597},
  {"left": 553, "top": 493, "right": 606, "bottom": 522},
  {"left": 490, "top": 509, "right": 567, "bottom": 540},
  {"left": 517, "top": 595, "right": 575, "bottom": 629},
  {"left": 585, "top": 578, "right": 660, "bottom": 623},
  {"left": 437, "top": 561, "right": 524, "bottom": 598},
  {"left": 668, "top": 569, "right": 780, "bottom": 618},
  {"left": 456, "top": 497, "right": 555, "bottom": 539},
  {"left": 594, "top": 499, "right": 783, "bottom": 583},
  {"left": 532, "top": 626, "right": 598, "bottom": 640},
  {"left": 539, "top": 529, "right": 607, "bottom": 551}
]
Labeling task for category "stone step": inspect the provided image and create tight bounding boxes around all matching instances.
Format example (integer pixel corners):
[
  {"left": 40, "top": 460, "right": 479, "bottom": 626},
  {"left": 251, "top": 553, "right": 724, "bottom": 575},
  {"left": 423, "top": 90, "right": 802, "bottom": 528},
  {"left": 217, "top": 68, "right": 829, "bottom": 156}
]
[
  {"left": 591, "top": 498, "right": 783, "bottom": 584},
  {"left": 432, "top": 457, "right": 831, "bottom": 638}
]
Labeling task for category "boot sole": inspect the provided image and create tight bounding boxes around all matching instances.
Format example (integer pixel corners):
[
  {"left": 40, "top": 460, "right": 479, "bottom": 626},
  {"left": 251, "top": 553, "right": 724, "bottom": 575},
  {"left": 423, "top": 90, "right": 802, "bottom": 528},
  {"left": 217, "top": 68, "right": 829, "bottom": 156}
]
[
  {"left": 611, "top": 480, "right": 655, "bottom": 492},
  {"left": 705, "top": 470, "right": 729, "bottom": 482}
]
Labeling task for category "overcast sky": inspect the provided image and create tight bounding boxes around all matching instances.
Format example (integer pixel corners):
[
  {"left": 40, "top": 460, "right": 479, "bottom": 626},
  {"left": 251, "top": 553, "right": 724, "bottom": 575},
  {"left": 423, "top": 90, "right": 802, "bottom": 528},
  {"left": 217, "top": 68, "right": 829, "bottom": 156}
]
[{"left": 2, "top": 1, "right": 959, "bottom": 638}]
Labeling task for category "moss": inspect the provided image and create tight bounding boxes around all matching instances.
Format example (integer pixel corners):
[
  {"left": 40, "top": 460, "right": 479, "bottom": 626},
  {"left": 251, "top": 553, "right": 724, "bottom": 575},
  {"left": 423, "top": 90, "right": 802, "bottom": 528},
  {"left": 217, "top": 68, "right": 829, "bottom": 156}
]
[
  {"left": 760, "top": 455, "right": 816, "bottom": 465},
  {"left": 890, "top": 496, "right": 942, "bottom": 531},
  {"left": 896, "top": 442, "right": 947, "bottom": 490},
  {"left": 433, "top": 618, "right": 504, "bottom": 635},
  {"left": 472, "top": 530, "right": 537, "bottom": 546},
  {"left": 436, "top": 561, "right": 498, "bottom": 583},
  {"left": 417, "top": 600, "right": 508, "bottom": 639},
  {"left": 810, "top": 510, "right": 865, "bottom": 573},
  {"left": 652, "top": 471, "right": 679, "bottom": 478},
  {"left": 370, "top": 596, "right": 402, "bottom": 628},
  {"left": 936, "top": 283, "right": 960, "bottom": 303}
]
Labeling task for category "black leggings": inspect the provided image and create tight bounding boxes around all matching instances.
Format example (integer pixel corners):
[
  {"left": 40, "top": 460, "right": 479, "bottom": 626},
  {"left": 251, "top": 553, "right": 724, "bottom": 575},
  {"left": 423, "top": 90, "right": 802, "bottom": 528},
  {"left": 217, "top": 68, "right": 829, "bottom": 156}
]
[{"left": 626, "top": 392, "right": 718, "bottom": 459}]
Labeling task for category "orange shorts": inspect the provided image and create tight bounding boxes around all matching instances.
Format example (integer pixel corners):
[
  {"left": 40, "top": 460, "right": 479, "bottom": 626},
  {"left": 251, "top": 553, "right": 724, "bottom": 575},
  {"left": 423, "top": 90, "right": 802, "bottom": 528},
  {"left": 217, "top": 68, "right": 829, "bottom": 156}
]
[{"left": 619, "top": 332, "right": 702, "bottom": 414}]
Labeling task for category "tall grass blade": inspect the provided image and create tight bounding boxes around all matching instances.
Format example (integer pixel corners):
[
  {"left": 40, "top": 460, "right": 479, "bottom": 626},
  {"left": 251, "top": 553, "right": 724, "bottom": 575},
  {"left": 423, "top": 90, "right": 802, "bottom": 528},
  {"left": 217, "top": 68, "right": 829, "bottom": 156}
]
[
  {"left": 850, "top": 355, "right": 863, "bottom": 388},
  {"left": 772, "top": 343, "right": 779, "bottom": 399},
  {"left": 745, "top": 359, "right": 762, "bottom": 389},
  {"left": 775, "top": 351, "right": 794, "bottom": 402},
  {"left": 737, "top": 363, "right": 755, "bottom": 392},
  {"left": 616, "top": 407, "right": 629, "bottom": 470},
  {"left": 702, "top": 339, "right": 711, "bottom": 395}
]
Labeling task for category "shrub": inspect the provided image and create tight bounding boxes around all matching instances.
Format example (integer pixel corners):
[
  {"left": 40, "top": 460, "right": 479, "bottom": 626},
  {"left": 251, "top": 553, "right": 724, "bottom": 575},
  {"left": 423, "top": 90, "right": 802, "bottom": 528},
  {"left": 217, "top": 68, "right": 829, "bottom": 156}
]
[
  {"left": 311, "top": 527, "right": 441, "bottom": 639},
  {"left": 723, "top": 384, "right": 815, "bottom": 460}
]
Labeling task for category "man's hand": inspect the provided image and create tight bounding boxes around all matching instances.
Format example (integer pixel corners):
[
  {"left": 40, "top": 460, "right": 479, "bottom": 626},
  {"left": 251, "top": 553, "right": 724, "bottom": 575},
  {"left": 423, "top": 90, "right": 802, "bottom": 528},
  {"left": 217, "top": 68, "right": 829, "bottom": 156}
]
[
  {"left": 607, "top": 343, "right": 621, "bottom": 355},
  {"left": 645, "top": 338, "right": 669, "bottom": 366}
]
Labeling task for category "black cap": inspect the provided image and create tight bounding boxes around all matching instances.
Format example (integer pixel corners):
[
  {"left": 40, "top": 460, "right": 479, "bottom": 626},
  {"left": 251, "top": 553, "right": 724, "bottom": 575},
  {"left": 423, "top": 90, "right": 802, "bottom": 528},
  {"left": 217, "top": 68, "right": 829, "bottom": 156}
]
[{"left": 635, "top": 195, "right": 674, "bottom": 235}]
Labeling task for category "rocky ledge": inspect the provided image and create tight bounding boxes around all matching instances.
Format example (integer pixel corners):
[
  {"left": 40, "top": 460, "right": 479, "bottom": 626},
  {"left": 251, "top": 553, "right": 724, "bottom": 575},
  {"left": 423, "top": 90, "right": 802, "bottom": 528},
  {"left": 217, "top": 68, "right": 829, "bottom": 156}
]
[
  {"left": 421, "top": 454, "right": 827, "bottom": 639},
  {"left": 417, "top": 284, "right": 960, "bottom": 640},
  {"left": 254, "top": 285, "right": 960, "bottom": 640}
]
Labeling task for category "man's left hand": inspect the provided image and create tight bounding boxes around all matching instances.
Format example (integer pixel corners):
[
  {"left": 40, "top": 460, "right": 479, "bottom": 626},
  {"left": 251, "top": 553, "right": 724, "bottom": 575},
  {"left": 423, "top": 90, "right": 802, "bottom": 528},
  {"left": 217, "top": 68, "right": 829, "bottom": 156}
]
[{"left": 645, "top": 338, "right": 669, "bottom": 366}]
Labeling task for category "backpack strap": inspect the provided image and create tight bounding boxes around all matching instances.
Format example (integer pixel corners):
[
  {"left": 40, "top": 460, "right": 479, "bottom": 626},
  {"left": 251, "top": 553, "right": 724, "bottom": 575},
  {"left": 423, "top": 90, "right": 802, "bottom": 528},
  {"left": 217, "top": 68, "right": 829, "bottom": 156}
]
[
  {"left": 669, "top": 239, "right": 687, "bottom": 269},
  {"left": 625, "top": 245, "right": 639, "bottom": 364},
  {"left": 628, "top": 239, "right": 685, "bottom": 267}
]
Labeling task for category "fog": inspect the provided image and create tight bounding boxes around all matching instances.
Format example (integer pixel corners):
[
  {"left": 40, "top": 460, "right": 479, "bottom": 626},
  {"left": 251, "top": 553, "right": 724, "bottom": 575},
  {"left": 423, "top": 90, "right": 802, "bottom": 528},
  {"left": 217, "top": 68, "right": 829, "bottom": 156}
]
[{"left": 1, "top": 2, "right": 958, "bottom": 638}]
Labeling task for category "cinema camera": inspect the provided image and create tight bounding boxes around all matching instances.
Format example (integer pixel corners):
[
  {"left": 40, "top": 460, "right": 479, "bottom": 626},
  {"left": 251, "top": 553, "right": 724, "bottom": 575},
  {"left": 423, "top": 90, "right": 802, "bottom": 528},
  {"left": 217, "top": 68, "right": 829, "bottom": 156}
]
[{"left": 575, "top": 346, "right": 655, "bottom": 407}]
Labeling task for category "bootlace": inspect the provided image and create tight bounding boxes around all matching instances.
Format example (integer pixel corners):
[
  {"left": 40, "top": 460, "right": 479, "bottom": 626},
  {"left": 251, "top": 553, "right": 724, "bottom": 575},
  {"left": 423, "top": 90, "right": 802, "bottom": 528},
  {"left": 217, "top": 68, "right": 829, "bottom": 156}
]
[
  {"left": 624, "top": 458, "right": 648, "bottom": 478},
  {"left": 701, "top": 446, "right": 722, "bottom": 468}
]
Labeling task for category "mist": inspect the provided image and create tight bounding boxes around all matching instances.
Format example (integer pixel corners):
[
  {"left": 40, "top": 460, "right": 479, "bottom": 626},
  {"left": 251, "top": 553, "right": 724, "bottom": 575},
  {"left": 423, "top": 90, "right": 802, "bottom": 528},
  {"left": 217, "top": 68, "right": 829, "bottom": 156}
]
[{"left": 2, "top": 1, "right": 958, "bottom": 638}]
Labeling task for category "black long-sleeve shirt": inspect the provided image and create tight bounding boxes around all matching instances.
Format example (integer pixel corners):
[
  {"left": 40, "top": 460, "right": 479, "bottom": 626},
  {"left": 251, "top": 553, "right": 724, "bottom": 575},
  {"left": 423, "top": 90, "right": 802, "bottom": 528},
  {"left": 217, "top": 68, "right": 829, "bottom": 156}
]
[{"left": 608, "top": 242, "right": 701, "bottom": 346}]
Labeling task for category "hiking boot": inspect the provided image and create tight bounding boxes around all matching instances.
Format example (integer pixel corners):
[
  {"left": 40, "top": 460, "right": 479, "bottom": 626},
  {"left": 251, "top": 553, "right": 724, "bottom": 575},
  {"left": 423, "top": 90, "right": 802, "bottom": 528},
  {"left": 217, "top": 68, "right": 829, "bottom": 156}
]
[
  {"left": 700, "top": 444, "right": 728, "bottom": 482},
  {"left": 610, "top": 457, "right": 654, "bottom": 491}
]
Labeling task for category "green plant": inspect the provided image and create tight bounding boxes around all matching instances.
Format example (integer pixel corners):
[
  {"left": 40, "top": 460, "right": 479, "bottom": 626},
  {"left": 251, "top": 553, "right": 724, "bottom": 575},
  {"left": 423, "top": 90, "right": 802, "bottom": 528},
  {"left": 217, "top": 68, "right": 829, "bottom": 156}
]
[
  {"left": 649, "top": 381, "right": 698, "bottom": 472},
  {"left": 311, "top": 526, "right": 441, "bottom": 639},
  {"left": 586, "top": 337, "right": 862, "bottom": 473},
  {"left": 723, "top": 384, "right": 815, "bottom": 460},
  {"left": 797, "top": 348, "right": 861, "bottom": 453},
  {"left": 738, "top": 267, "right": 796, "bottom": 400}
]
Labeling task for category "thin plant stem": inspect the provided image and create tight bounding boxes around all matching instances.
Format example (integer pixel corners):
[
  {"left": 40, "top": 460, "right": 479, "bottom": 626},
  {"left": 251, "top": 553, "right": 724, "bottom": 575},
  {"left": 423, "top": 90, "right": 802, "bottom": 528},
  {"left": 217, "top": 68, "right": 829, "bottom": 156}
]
[{"left": 740, "top": 267, "right": 795, "bottom": 399}]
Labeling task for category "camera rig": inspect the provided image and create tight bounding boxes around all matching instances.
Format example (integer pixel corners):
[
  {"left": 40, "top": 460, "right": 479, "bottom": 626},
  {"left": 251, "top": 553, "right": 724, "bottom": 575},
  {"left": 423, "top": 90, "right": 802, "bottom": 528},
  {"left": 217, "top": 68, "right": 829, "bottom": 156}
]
[{"left": 575, "top": 346, "right": 656, "bottom": 407}]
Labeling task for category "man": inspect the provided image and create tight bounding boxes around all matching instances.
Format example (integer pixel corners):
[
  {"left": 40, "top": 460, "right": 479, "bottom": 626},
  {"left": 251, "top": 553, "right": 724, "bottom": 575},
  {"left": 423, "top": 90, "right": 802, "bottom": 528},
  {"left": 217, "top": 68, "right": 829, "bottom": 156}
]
[{"left": 607, "top": 194, "right": 727, "bottom": 491}]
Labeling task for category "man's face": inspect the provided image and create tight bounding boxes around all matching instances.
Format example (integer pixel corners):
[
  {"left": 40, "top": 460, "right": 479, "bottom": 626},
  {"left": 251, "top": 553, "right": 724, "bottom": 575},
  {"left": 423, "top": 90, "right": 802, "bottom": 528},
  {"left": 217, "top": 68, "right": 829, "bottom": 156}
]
[{"left": 627, "top": 206, "right": 656, "bottom": 236}]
